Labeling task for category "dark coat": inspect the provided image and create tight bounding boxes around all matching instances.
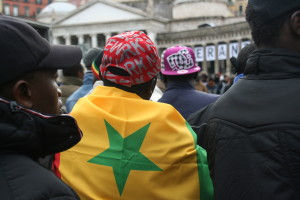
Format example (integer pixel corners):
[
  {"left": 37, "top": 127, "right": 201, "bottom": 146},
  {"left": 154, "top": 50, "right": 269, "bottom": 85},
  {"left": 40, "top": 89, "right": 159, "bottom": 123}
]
[
  {"left": 203, "top": 48, "right": 300, "bottom": 200},
  {"left": 158, "top": 80, "right": 219, "bottom": 119},
  {"left": 187, "top": 103, "right": 215, "bottom": 148},
  {"left": 0, "top": 98, "right": 82, "bottom": 200}
]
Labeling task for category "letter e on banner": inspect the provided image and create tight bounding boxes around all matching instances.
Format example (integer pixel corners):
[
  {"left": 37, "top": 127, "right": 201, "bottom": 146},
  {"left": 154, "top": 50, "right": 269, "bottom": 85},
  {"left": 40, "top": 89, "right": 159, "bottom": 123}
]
[
  {"left": 218, "top": 44, "right": 227, "bottom": 60},
  {"left": 194, "top": 47, "right": 204, "bottom": 62},
  {"left": 206, "top": 45, "right": 215, "bottom": 61}
]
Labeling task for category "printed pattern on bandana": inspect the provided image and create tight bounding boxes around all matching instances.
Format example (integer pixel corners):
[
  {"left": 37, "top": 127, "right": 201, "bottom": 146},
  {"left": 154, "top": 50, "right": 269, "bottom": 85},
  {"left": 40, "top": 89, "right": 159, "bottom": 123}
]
[
  {"left": 100, "top": 31, "right": 161, "bottom": 87},
  {"left": 166, "top": 49, "right": 194, "bottom": 71}
]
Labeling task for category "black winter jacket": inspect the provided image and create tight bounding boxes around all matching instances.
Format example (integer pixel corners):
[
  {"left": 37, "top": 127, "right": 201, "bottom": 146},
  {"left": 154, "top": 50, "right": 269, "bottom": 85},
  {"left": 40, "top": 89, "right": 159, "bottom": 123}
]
[
  {"left": 204, "top": 49, "right": 300, "bottom": 200},
  {"left": 0, "top": 98, "right": 82, "bottom": 200}
]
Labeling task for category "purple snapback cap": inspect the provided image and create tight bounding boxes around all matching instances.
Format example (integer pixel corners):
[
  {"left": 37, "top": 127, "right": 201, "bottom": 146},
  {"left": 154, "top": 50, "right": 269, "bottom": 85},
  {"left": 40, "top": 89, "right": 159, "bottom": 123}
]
[{"left": 161, "top": 46, "right": 201, "bottom": 75}]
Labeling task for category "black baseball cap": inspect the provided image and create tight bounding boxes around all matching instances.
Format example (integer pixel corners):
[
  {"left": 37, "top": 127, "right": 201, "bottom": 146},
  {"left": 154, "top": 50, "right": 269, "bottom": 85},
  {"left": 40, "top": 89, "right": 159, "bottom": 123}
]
[
  {"left": 249, "top": 0, "right": 300, "bottom": 26},
  {"left": 0, "top": 15, "right": 82, "bottom": 84}
]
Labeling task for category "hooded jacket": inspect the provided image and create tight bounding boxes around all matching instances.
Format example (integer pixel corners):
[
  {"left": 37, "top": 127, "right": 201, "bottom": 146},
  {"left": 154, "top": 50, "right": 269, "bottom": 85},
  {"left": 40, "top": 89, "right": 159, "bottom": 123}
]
[
  {"left": 204, "top": 48, "right": 300, "bottom": 200},
  {"left": 159, "top": 80, "right": 219, "bottom": 119},
  {"left": 0, "top": 98, "right": 82, "bottom": 200}
]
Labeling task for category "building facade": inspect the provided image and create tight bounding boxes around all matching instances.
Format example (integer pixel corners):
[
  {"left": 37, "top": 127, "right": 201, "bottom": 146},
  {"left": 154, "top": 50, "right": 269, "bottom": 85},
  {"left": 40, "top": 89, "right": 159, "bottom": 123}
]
[
  {"left": 0, "top": 0, "right": 3, "bottom": 13},
  {"left": 157, "top": 21, "right": 251, "bottom": 74},
  {"left": 50, "top": 0, "right": 250, "bottom": 75},
  {"left": 228, "top": 0, "right": 248, "bottom": 16},
  {"left": 3, "top": 0, "right": 51, "bottom": 20}
]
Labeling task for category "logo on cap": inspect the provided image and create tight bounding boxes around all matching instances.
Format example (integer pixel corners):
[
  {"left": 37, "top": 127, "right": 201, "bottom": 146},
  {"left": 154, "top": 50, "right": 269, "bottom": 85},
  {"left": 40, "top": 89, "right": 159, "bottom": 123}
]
[
  {"left": 161, "top": 46, "right": 201, "bottom": 75},
  {"left": 166, "top": 49, "right": 194, "bottom": 71}
]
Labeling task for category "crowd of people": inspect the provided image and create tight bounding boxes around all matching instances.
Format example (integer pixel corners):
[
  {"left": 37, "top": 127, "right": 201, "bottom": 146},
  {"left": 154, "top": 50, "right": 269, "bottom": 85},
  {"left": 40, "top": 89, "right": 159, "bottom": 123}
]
[{"left": 1, "top": 0, "right": 300, "bottom": 199}]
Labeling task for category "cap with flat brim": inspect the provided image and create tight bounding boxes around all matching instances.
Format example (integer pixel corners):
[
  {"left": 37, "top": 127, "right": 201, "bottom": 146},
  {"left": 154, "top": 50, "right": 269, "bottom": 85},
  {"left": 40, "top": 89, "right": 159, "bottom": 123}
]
[
  {"left": 100, "top": 31, "right": 161, "bottom": 87},
  {"left": 39, "top": 45, "right": 82, "bottom": 69},
  {"left": 161, "top": 66, "right": 201, "bottom": 75},
  {"left": 0, "top": 15, "right": 82, "bottom": 84},
  {"left": 161, "top": 46, "right": 201, "bottom": 76}
]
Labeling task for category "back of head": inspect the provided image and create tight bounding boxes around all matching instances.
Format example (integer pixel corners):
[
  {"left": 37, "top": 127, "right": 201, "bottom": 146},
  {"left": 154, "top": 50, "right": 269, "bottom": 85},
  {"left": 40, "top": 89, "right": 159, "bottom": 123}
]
[
  {"left": 91, "top": 51, "right": 104, "bottom": 80},
  {"left": 231, "top": 44, "right": 256, "bottom": 74},
  {"left": 237, "top": 44, "right": 256, "bottom": 73},
  {"left": 96, "top": 31, "right": 160, "bottom": 99},
  {"left": 62, "top": 63, "right": 84, "bottom": 77},
  {"left": 83, "top": 48, "right": 103, "bottom": 70},
  {"left": 161, "top": 46, "right": 201, "bottom": 82},
  {"left": 200, "top": 72, "right": 208, "bottom": 82},
  {"left": 207, "top": 76, "right": 215, "bottom": 86},
  {"left": 246, "top": 0, "right": 300, "bottom": 47}
]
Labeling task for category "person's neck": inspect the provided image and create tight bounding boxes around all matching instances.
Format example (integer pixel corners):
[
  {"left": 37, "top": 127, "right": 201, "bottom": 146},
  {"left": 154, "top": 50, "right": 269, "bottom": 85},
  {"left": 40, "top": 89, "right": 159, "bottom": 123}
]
[{"left": 259, "top": 38, "right": 300, "bottom": 55}]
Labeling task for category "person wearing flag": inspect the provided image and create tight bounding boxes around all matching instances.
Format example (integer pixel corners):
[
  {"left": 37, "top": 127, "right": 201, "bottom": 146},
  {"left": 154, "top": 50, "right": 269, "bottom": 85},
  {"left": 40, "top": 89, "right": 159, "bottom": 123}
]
[{"left": 55, "top": 31, "right": 214, "bottom": 200}]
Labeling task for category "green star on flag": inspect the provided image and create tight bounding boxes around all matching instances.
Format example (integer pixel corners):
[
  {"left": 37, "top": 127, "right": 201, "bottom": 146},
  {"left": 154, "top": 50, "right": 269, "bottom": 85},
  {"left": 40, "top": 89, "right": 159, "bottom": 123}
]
[{"left": 88, "top": 120, "right": 162, "bottom": 196}]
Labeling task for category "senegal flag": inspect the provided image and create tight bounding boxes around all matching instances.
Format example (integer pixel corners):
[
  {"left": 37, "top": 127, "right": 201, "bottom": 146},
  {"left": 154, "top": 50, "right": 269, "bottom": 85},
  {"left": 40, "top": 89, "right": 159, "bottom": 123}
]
[{"left": 55, "top": 86, "right": 214, "bottom": 200}]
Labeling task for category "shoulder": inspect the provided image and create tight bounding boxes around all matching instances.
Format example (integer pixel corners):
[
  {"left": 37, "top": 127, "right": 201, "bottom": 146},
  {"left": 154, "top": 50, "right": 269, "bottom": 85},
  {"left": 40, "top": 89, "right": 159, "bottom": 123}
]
[{"left": 0, "top": 154, "right": 79, "bottom": 200}]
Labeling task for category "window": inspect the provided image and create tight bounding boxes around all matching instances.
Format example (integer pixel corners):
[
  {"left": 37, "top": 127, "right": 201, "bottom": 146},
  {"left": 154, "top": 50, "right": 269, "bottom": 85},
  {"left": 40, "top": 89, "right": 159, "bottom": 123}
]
[
  {"left": 4, "top": 4, "right": 10, "bottom": 15},
  {"left": 24, "top": 6, "right": 30, "bottom": 17},
  {"left": 228, "top": 0, "right": 233, "bottom": 5},
  {"left": 239, "top": 5, "right": 243, "bottom": 16},
  {"left": 24, "top": 0, "right": 29, "bottom": 3},
  {"left": 36, "top": 0, "right": 42, "bottom": 5},
  {"left": 36, "top": 8, "right": 41, "bottom": 14},
  {"left": 13, "top": 5, "right": 18, "bottom": 16}
]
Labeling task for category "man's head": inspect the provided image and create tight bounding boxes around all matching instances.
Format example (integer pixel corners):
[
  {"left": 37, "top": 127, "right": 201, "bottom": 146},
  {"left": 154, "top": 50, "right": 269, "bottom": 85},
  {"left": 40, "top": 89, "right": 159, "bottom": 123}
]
[
  {"left": 207, "top": 77, "right": 215, "bottom": 87},
  {"left": 200, "top": 72, "right": 208, "bottom": 82},
  {"left": 160, "top": 46, "right": 201, "bottom": 83},
  {"left": 0, "top": 15, "right": 82, "bottom": 115},
  {"left": 91, "top": 50, "right": 104, "bottom": 80},
  {"left": 231, "top": 44, "right": 256, "bottom": 75},
  {"left": 97, "top": 31, "right": 160, "bottom": 100},
  {"left": 62, "top": 63, "right": 84, "bottom": 79},
  {"left": 246, "top": 0, "right": 300, "bottom": 49},
  {"left": 83, "top": 47, "right": 103, "bottom": 70}
]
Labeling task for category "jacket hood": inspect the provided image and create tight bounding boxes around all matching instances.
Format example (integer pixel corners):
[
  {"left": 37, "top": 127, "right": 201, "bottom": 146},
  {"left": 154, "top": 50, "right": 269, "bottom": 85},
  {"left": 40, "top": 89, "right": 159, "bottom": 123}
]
[
  {"left": 245, "top": 48, "right": 300, "bottom": 76},
  {"left": 0, "top": 98, "right": 82, "bottom": 158}
]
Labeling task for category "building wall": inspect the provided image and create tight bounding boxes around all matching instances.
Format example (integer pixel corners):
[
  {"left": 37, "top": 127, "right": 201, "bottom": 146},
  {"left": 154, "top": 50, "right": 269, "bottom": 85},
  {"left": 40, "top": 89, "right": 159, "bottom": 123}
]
[
  {"left": 0, "top": 0, "right": 3, "bottom": 13},
  {"left": 173, "top": 1, "right": 233, "bottom": 19},
  {"left": 3, "top": 0, "right": 51, "bottom": 20},
  {"left": 157, "top": 21, "right": 252, "bottom": 74},
  {"left": 121, "top": 0, "right": 173, "bottom": 19},
  {"left": 169, "top": 16, "right": 245, "bottom": 32},
  {"left": 228, "top": 0, "right": 248, "bottom": 16}
]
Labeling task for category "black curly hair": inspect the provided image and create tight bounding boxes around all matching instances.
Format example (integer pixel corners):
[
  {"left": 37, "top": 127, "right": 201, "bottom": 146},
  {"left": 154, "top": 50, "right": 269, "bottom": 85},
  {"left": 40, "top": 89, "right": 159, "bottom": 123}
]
[{"left": 245, "top": 3, "right": 298, "bottom": 46}]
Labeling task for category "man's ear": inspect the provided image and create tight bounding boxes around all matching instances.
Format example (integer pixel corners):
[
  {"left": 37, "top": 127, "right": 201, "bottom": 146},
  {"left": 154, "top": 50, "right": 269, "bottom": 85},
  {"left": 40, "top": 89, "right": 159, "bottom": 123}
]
[
  {"left": 290, "top": 11, "right": 300, "bottom": 35},
  {"left": 11, "top": 80, "right": 33, "bottom": 108}
]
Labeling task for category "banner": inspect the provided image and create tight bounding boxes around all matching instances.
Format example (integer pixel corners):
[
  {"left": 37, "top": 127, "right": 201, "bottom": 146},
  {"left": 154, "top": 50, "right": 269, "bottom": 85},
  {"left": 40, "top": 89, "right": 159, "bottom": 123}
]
[
  {"left": 218, "top": 44, "right": 227, "bottom": 60},
  {"left": 194, "top": 47, "right": 204, "bottom": 62},
  {"left": 193, "top": 42, "right": 253, "bottom": 61},
  {"left": 241, "top": 40, "right": 251, "bottom": 49},
  {"left": 206, "top": 45, "right": 216, "bottom": 61},
  {"left": 229, "top": 42, "right": 239, "bottom": 58}
]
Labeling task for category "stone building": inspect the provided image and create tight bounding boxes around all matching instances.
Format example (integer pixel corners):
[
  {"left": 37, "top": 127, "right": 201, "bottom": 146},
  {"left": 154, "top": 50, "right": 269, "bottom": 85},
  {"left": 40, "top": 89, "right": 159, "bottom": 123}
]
[
  {"left": 40, "top": 0, "right": 251, "bottom": 75},
  {"left": 2, "top": 0, "right": 52, "bottom": 20}
]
